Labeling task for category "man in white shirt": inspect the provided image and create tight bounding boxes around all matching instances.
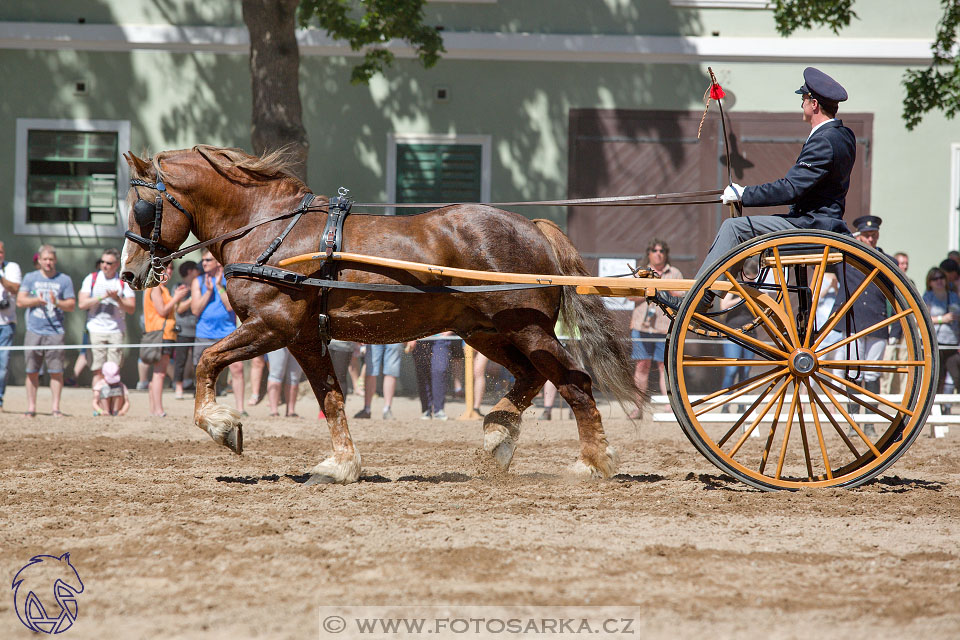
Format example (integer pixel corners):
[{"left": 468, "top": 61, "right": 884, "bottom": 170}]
[
  {"left": 0, "top": 240, "right": 22, "bottom": 409},
  {"left": 78, "top": 248, "right": 136, "bottom": 390}
]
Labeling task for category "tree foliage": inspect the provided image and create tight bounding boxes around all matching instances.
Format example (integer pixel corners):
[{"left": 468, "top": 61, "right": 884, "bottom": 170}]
[
  {"left": 241, "top": 0, "right": 445, "bottom": 176},
  {"left": 298, "top": 0, "right": 445, "bottom": 84},
  {"left": 771, "top": 0, "right": 960, "bottom": 130},
  {"left": 771, "top": 0, "right": 857, "bottom": 35}
]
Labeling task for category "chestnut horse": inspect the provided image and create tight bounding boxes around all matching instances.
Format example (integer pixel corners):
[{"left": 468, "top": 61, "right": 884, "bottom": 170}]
[{"left": 120, "top": 145, "right": 639, "bottom": 483}]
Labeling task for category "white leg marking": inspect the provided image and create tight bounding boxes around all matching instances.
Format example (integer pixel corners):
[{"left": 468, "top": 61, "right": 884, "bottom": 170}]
[
  {"left": 569, "top": 443, "right": 619, "bottom": 479},
  {"left": 306, "top": 451, "right": 362, "bottom": 485},
  {"left": 196, "top": 402, "right": 243, "bottom": 453},
  {"left": 483, "top": 428, "right": 517, "bottom": 470}
]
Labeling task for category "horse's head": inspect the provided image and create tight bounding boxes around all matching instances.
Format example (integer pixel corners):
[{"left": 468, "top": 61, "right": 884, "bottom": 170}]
[{"left": 120, "top": 151, "right": 196, "bottom": 290}]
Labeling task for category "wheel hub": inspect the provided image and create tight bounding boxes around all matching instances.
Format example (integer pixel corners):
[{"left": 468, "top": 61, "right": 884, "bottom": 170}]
[{"left": 789, "top": 349, "right": 817, "bottom": 377}]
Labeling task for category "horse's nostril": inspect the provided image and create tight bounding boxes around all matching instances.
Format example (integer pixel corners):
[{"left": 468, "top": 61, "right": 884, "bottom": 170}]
[{"left": 120, "top": 271, "right": 133, "bottom": 283}]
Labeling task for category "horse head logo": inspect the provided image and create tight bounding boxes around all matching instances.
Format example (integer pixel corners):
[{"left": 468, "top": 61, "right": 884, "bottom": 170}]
[{"left": 11, "top": 553, "right": 84, "bottom": 634}]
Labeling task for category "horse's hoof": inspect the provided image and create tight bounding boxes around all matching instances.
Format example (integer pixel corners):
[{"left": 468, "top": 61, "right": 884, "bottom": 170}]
[
  {"left": 197, "top": 403, "right": 243, "bottom": 454},
  {"left": 224, "top": 426, "right": 243, "bottom": 455},
  {"left": 569, "top": 444, "right": 619, "bottom": 479},
  {"left": 306, "top": 453, "right": 361, "bottom": 485},
  {"left": 304, "top": 473, "right": 336, "bottom": 486},
  {"left": 483, "top": 430, "right": 517, "bottom": 470}
]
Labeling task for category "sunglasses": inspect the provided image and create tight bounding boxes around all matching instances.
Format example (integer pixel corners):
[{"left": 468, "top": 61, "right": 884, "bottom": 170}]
[
  {"left": 650, "top": 248, "right": 665, "bottom": 253},
  {"left": 932, "top": 276, "right": 946, "bottom": 282},
  {"left": 100, "top": 260, "right": 117, "bottom": 266}
]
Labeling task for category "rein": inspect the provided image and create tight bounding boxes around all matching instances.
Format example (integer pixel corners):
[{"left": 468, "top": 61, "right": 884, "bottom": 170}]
[
  {"left": 351, "top": 189, "right": 722, "bottom": 209},
  {"left": 125, "top": 180, "right": 723, "bottom": 279}
]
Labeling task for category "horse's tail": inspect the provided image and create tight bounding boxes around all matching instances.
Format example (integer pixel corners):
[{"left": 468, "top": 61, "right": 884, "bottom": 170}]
[{"left": 533, "top": 219, "right": 644, "bottom": 414}]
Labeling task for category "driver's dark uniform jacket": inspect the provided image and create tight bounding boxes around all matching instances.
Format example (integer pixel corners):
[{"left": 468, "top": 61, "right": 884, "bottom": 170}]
[{"left": 741, "top": 119, "right": 857, "bottom": 234}]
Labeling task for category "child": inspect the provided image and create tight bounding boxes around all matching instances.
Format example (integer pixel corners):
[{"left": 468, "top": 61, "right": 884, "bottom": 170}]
[{"left": 93, "top": 361, "right": 129, "bottom": 416}]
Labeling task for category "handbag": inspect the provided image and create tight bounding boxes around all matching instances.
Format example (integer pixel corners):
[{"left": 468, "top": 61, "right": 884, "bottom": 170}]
[
  {"left": 141, "top": 309, "right": 172, "bottom": 364},
  {"left": 140, "top": 329, "right": 165, "bottom": 363}
]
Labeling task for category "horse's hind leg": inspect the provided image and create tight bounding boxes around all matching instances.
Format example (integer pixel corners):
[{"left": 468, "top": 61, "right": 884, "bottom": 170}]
[
  {"left": 465, "top": 334, "right": 546, "bottom": 471},
  {"left": 509, "top": 325, "right": 618, "bottom": 478},
  {"left": 288, "top": 339, "right": 361, "bottom": 484}
]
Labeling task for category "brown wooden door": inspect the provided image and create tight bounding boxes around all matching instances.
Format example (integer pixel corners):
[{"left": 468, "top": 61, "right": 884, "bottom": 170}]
[
  {"left": 567, "top": 109, "right": 722, "bottom": 280},
  {"left": 567, "top": 109, "right": 873, "bottom": 272}
]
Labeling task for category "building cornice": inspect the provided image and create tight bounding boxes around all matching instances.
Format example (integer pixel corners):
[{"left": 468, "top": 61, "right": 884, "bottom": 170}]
[{"left": 0, "top": 22, "right": 935, "bottom": 65}]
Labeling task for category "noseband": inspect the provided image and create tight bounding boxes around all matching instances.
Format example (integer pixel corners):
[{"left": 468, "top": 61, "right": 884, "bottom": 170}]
[{"left": 125, "top": 177, "right": 195, "bottom": 282}]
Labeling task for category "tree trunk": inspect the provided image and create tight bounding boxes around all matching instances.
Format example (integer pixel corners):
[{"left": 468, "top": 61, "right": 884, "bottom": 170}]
[{"left": 241, "top": 0, "right": 308, "bottom": 182}]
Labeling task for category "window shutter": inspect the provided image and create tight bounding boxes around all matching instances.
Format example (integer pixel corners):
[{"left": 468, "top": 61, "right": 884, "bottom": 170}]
[{"left": 396, "top": 144, "right": 482, "bottom": 214}]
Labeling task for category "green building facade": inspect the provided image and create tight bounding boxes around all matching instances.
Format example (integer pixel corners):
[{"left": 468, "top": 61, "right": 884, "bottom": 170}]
[{"left": 0, "top": 0, "right": 956, "bottom": 381}]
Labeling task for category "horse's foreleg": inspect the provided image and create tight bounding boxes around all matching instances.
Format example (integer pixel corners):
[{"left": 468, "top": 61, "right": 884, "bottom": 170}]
[
  {"left": 194, "top": 319, "right": 278, "bottom": 454},
  {"left": 288, "top": 341, "right": 361, "bottom": 484},
  {"left": 511, "top": 326, "right": 618, "bottom": 479},
  {"left": 465, "top": 335, "right": 545, "bottom": 472}
]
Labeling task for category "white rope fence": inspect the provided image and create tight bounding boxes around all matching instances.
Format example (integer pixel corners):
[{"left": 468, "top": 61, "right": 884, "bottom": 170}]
[{"left": 0, "top": 334, "right": 733, "bottom": 351}]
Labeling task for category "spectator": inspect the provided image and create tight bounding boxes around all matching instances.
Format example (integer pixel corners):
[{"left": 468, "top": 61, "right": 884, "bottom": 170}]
[
  {"left": 328, "top": 340, "right": 355, "bottom": 396},
  {"left": 408, "top": 333, "right": 453, "bottom": 420},
  {"left": 353, "top": 343, "right": 402, "bottom": 419},
  {"left": 78, "top": 248, "right": 136, "bottom": 392},
  {"left": 346, "top": 343, "right": 364, "bottom": 396},
  {"left": 172, "top": 260, "right": 200, "bottom": 399},
  {"left": 143, "top": 263, "right": 188, "bottom": 417},
  {"left": 894, "top": 252, "right": 910, "bottom": 277},
  {"left": 949, "top": 250, "right": 960, "bottom": 265},
  {"left": 247, "top": 356, "right": 268, "bottom": 406},
  {"left": 471, "top": 350, "right": 490, "bottom": 417},
  {"left": 191, "top": 250, "right": 245, "bottom": 412},
  {"left": 939, "top": 259, "right": 960, "bottom": 297},
  {"left": 718, "top": 260, "right": 761, "bottom": 410},
  {"left": 16, "top": 245, "right": 76, "bottom": 417},
  {"left": 825, "top": 216, "right": 890, "bottom": 436},
  {"left": 0, "top": 240, "right": 22, "bottom": 410},
  {"left": 627, "top": 238, "right": 682, "bottom": 419},
  {"left": 92, "top": 361, "right": 130, "bottom": 416},
  {"left": 881, "top": 252, "right": 911, "bottom": 395},
  {"left": 923, "top": 267, "right": 960, "bottom": 398},
  {"left": 266, "top": 347, "right": 302, "bottom": 417}
]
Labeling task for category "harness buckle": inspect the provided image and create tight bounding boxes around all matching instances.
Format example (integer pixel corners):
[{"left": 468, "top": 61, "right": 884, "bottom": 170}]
[{"left": 318, "top": 313, "right": 331, "bottom": 342}]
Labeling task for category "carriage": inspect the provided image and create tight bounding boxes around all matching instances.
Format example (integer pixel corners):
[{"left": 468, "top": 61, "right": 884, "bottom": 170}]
[{"left": 119, "top": 145, "right": 937, "bottom": 492}]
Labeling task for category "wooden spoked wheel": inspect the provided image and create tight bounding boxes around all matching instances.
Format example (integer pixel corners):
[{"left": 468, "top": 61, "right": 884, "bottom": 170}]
[{"left": 666, "top": 230, "right": 937, "bottom": 490}]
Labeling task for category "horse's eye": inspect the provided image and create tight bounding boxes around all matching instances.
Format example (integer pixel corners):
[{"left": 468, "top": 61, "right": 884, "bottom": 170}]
[{"left": 133, "top": 198, "right": 155, "bottom": 228}]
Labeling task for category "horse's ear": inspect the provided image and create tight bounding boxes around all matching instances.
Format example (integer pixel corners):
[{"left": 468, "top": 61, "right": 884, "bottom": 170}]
[{"left": 124, "top": 152, "right": 153, "bottom": 178}]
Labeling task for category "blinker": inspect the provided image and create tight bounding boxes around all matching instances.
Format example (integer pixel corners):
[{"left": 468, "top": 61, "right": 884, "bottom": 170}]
[{"left": 133, "top": 197, "right": 156, "bottom": 228}]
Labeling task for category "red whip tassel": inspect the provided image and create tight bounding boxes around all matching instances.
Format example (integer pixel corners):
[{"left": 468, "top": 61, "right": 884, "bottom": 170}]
[{"left": 709, "top": 82, "right": 726, "bottom": 100}]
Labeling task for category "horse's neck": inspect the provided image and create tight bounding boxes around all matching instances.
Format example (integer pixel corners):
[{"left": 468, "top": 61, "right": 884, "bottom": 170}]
[{"left": 194, "top": 175, "right": 304, "bottom": 262}]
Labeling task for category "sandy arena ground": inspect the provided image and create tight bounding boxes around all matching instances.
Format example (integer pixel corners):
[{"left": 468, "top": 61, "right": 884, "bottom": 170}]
[{"left": 1, "top": 385, "right": 959, "bottom": 639}]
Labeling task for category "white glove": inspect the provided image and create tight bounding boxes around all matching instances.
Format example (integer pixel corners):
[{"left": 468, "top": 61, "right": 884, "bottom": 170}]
[{"left": 722, "top": 183, "right": 744, "bottom": 205}]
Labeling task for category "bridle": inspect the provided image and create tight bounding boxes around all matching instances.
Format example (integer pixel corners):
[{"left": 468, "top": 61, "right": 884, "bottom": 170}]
[
  {"left": 125, "top": 172, "right": 323, "bottom": 284},
  {"left": 126, "top": 177, "right": 195, "bottom": 283}
]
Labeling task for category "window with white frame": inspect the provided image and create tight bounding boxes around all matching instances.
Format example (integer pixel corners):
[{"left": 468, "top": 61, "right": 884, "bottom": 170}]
[
  {"left": 15, "top": 118, "right": 130, "bottom": 237},
  {"left": 387, "top": 134, "right": 491, "bottom": 214}
]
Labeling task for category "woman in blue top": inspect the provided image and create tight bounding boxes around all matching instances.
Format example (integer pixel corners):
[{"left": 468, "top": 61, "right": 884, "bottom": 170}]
[
  {"left": 923, "top": 267, "right": 960, "bottom": 395},
  {"left": 191, "top": 250, "right": 245, "bottom": 411}
]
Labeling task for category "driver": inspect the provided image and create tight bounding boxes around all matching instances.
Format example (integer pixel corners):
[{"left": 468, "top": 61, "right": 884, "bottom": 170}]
[{"left": 655, "top": 67, "right": 856, "bottom": 312}]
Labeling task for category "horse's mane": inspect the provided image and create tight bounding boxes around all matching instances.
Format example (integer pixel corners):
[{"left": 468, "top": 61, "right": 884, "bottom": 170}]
[
  {"left": 130, "top": 145, "right": 305, "bottom": 187},
  {"left": 192, "top": 144, "right": 303, "bottom": 182}
]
